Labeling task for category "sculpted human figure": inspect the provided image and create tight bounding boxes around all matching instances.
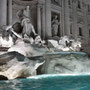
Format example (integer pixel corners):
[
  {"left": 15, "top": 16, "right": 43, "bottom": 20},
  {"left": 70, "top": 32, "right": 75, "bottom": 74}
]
[
  {"left": 17, "top": 9, "right": 37, "bottom": 38},
  {"left": 51, "top": 15, "right": 60, "bottom": 37}
]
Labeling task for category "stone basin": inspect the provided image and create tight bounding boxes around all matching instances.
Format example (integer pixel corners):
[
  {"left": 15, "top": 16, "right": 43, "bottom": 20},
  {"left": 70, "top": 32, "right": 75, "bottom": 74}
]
[
  {"left": 0, "top": 51, "right": 90, "bottom": 80},
  {"left": 42, "top": 52, "right": 90, "bottom": 74}
]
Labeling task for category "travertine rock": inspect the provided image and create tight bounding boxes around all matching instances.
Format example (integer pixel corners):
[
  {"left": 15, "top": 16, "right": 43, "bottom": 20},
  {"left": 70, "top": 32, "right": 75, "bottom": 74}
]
[
  {"left": 0, "top": 52, "right": 45, "bottom": 79},
  {"left": 42, "top": 52, "right": 90, "bottom": 74}
]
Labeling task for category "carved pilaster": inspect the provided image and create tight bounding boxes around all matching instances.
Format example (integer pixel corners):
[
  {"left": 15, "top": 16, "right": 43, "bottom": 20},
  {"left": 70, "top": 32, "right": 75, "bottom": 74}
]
[
  {"left": 7, "top": 0, "right": 12, "bottom": 25},
  {"left": 64, "top": 0, "right": 70, "bottom": 35},
  {"left": 37, "top": 4, "right": 42, "bottom": 35},
  {"left": 41, "top": 4, "right": 45, "bottom": 39},
  {"left": 45, "top": 0, "right": 52, "bottom": 38},
  {"left": 0, "top": 0, "right": 7, "bottom": 26}
]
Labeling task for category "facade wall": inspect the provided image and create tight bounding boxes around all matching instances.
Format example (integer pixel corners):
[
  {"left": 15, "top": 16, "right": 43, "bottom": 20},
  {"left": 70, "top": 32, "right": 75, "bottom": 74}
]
[
  {"left": 0, "top": 0, "right": 90, "bottom": 51},
  {"left": 65, "top": 0, "right": 90, "bottom": 51}
]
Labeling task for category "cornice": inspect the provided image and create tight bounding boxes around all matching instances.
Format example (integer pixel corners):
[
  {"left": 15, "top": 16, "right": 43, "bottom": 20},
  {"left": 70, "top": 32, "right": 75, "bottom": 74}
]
[{"left": 13, "top": 0, "right": 38, "bottom": 6}]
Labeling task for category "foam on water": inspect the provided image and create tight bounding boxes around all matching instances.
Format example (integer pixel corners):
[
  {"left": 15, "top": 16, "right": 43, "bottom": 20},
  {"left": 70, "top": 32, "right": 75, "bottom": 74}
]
[
  {"left": 27, "top": 73, "right": 90, "bottom": 79},
  {"left": 1, "top": 74, "right": 90, "bottom": 90}
]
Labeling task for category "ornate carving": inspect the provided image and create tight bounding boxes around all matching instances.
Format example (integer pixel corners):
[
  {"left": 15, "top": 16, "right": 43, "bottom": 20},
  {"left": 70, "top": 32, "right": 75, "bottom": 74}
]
[
  {"left": 72, "top": 0, "right": 77, "bottom": 3},
  {"left": 77, "top": 18, "right": 84, "bottom": 25},
  {"left": 69, "top": 14, "right": 73, "bottom": 22},
  {"left": 51, "top": 0, "right": 62, "bottom": 6},
  {"left": 13, "top": 0, "right": 38, "bottom": 6}
]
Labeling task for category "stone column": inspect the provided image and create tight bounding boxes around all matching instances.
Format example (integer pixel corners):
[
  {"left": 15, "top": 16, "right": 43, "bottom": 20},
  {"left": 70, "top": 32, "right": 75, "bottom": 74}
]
[
  {"left": 41, "top": 4, "right": 46, "bottom": 39},
  {"left": 0, "top": 0, "right": 7, "bottom": 26},
  {"left": 7, "top": 0, "right": 12, "bottom": 25},
  {"left": 64, "top": 0, "right": 70, "bottom": 35},
  {"left": 45, "top": 0, "right": 51, "bottom": 39},
  {"left": 61, "top": 0, "right": 65, "bottom": 36},
  {"left": 72, "top": 1, "right": 78, "bottom": 38},
  {"left": 37, "top": 4, "right": 41, "bottom": 36},
  {"left": 82, "top": 3, "right": 88, "bottom": 45}
]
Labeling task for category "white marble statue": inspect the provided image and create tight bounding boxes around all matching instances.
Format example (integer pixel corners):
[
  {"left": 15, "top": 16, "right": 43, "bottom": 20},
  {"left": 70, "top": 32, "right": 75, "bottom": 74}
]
[
  {"left": 8, "top": 38, "right": 49, "bottom": 57},
  {"left": 48, "top": 36, "right": 81, "bottom": 52},
  {"left": 17, "top": 9, "right": 37, "bottom": 38},
  {"left": 0, "top": 25, "right": 14, "bottom": 47},
  {"left": 51, "top": 15, "right": 60, "bottom": 36}
]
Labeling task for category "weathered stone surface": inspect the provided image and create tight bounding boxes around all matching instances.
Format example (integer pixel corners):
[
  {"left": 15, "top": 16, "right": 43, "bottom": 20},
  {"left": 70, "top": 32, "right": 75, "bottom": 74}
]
[
  {"left": 48, "top": 36, "right": 81, "bottom": 52},
  {"left": 42, "top": 52, "right": 90, "bottom": 74},
  {"left": 0, "top": 51, "right": 45, "bottom": 79},
  {"left": 8, "top": 39, "right": 49, "bottom": 57},
  {"left": 0, "top": 51, "right": 90, "bottom": 80}
]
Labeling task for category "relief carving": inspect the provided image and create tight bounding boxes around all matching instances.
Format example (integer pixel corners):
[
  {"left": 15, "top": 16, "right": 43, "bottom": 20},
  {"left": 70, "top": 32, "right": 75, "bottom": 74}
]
[{"left": 51, "top": 0, "right": 62, "bottom": 6}]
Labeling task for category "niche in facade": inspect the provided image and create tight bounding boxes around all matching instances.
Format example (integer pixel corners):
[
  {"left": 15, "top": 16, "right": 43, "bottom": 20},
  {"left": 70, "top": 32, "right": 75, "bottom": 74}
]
[{"left": 51, "top": 12, "right": 61, "bottom": 37}]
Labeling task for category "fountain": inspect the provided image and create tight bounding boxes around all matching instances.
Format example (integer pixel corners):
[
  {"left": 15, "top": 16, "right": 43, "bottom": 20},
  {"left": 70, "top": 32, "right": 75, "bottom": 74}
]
[
  {"left": 0, "top": 16, "right": 89, "bottom": 90},
  {"left": 0, "top": 4, "right": 90, "bottom": 89},
  {"left": 0, "top": 25, "right": 90, "bottom": 90},
  {"left": 0, "top": 27, "right": 89, "bottom": 80}
]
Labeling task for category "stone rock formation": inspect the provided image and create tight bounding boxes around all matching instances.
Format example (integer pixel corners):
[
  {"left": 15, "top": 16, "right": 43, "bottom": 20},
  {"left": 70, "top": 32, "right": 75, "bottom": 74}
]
[
  {"left": 0, "top": 51, "right": 45, "bottom": 79},
  {"left": 42, "top": 52, "right": 90, "bottom": 74},
  {"left": 8, "top": 39, "right": 49, "bottom": 57}
]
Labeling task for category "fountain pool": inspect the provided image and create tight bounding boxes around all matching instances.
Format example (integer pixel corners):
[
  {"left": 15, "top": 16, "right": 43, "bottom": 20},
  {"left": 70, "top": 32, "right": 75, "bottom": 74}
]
[
  {"left": 0, "top": 74, "right": 90, "bottom": 90},
  {"left": 0, "top": 51, "right": 90, "bottom": 90}
]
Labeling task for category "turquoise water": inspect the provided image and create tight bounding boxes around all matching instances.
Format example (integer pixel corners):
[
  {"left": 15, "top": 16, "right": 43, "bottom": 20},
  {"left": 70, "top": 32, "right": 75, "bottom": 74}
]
[{"left": 0, "top": 74, "right": 90, "bottom": 90}]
